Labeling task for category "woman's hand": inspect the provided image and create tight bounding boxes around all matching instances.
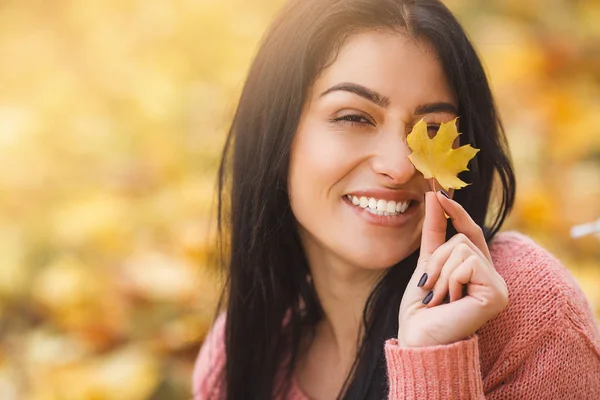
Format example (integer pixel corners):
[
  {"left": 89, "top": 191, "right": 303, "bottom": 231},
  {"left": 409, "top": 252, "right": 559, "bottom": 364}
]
[{"left": 397, "top": 191, "right": 509, "bottom": 347}]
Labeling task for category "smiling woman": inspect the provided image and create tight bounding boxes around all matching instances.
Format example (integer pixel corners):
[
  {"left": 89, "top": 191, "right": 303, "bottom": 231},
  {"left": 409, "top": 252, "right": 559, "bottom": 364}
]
[{"left": 192, "top": 0, "right": 600, "bottom": 399}]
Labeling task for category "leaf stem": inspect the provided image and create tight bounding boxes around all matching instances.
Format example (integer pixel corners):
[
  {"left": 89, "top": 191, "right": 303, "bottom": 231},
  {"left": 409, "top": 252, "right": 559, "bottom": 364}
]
[{"left": 429, "top": 179, "right": 437, "bottom": 193}]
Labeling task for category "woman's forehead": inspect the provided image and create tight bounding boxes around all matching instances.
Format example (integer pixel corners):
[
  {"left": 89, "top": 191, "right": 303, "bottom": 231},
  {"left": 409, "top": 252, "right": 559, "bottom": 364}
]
[{"left": 310, "top": 31, "right": 456, "bottom": 109}]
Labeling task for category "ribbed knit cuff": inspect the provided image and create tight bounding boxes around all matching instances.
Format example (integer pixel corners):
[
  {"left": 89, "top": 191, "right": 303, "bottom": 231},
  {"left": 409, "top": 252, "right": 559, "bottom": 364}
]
[{"left": 384, "top": 335, "right": 483, "bottom": 400}]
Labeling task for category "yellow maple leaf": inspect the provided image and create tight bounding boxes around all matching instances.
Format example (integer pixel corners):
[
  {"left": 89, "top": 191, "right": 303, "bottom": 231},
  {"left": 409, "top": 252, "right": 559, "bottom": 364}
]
[{"left": 407, "top": 118, "right": 479, "bottom": 191}]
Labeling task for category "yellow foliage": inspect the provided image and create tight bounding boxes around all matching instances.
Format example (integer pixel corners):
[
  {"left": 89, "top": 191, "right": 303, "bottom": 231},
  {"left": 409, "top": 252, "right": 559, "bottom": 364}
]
[{"left": 407, "top": 118, "right": 479, "bottom": 191}]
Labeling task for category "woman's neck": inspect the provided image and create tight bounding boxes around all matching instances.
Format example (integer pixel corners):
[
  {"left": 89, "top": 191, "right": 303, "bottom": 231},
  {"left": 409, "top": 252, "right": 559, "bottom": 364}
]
[{"left": 308, "top": 254, "right": 386, "bottom": 365}]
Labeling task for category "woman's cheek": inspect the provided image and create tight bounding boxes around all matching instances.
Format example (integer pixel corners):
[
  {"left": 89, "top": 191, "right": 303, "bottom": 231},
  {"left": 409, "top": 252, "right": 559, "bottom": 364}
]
[{"left": 304, "top": 125, "right": 372, "bottom": 171}]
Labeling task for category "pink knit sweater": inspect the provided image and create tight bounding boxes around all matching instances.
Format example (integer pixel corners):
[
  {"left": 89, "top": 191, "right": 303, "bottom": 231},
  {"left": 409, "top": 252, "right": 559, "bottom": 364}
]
[{"left": 192, "top": 232, "right": 600, "bottom": 399}]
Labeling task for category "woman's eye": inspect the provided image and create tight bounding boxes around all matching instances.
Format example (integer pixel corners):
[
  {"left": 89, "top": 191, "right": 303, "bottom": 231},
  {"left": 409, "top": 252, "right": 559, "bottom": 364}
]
[
  {"left": 427, "top": 124, "right": 441, "bottom": 138},
  {"left": 332, "top": 114, "right": 373, "bottom": 126}
]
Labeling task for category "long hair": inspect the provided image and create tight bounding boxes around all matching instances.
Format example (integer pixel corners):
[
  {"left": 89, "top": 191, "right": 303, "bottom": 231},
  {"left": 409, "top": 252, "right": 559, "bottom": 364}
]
[{"left": 212, "top": 0, "right": 515, "bottom": 398}]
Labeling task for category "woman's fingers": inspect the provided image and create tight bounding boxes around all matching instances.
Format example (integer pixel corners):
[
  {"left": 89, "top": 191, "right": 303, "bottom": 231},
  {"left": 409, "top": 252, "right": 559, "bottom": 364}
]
[
  {"left": 449, "top": 256, "right": 509, "bottom": 315},
  {"left": 435, "top": 191, "right": 492, "bottom": 262},
  {"left": 412, "top": 191, "right": 496, "bottom": 309},
  {"left": 423, "top": 243, "right": 473, "bottom": 307},
  {"left": 418, "top": 233, "right": 489, "bottom": 291},
  {"left": 448, "top": 255, "right": 479, "bottom": 302},
  {"left": 410, "top": 191, "right": 447, "bottom": 291},
  {"left": 419, "top": 192, "right": 447, "bottom": 261},
  {"left": 398, "top": 191, "right": 510, "bottom": 347}
]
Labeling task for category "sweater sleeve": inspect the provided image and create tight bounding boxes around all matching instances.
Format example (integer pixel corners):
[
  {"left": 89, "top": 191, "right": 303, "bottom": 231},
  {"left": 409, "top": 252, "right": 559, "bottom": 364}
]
[
  {"left": 191, "top": 313, "right": 227, "bottom": 400},
  {"left": 384, "top": 336, "right": 485, "bottom": 399}
]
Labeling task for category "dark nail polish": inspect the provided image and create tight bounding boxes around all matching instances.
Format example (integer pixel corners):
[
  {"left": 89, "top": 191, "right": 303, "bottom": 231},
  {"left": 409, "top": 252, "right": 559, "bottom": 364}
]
[
  {"left": 438, "top": 189, "right": 451, "bottom": 199},
  {"left": 423, "top": 291, "right": 434, "bottom": 305},
  {"left": 417, "top": 273, "right": 428, "bottom": 287}
]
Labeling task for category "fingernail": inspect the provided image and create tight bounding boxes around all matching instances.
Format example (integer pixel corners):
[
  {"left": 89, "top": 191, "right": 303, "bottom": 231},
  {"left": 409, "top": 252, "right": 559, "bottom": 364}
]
[
  {"left": 438, "top": 189, "right": 450, "bottom": 199},
  {"left": 417, "top": 273, "right": 428, "bottom": 287},
  {"left": 423, "top": 291, "right": 434, "bottom": 305}
]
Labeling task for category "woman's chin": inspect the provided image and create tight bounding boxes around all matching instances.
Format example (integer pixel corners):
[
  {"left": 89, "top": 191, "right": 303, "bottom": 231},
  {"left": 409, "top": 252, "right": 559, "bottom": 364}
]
[{"left": 348, "top": 249, "right": 416, "bottom": 271}]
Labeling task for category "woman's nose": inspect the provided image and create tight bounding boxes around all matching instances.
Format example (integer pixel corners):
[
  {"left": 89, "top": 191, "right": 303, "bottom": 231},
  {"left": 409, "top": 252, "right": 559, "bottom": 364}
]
[{"left": 371, "top": 131, "right": 416, "bottom": 184}]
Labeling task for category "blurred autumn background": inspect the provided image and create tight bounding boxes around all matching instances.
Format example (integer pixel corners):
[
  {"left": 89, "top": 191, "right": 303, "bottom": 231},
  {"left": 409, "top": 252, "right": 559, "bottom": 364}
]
[{"left": 0, "top": 0, "right": 599, "bottom": 398}]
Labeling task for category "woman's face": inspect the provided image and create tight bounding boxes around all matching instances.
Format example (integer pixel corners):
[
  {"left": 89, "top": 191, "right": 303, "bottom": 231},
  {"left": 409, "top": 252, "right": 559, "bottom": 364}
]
[{"left": 288, "top": 31, "right": 458, "bottom": 271}]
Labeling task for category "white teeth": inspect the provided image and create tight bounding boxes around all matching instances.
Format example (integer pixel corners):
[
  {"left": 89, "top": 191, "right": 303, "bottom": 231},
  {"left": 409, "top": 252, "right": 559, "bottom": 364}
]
[
  {"left": 386, "top": 201, "right": 396, "bottom": 213},
  {"left": 359, "top": 196, "right": 368, "bottom": 208},
  {"left": 345, "top": 195, "right": 411, "bottom": 216}
]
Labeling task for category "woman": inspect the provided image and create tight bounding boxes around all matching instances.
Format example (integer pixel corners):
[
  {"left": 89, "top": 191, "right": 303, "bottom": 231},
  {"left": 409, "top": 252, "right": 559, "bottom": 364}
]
[{"left": 193, "top": 0, "right": 600, "bottom": 398}]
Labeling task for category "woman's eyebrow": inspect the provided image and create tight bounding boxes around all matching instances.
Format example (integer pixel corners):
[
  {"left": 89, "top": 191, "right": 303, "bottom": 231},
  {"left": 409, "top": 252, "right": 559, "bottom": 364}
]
[
  {"left": 319, "top": 82, "right": 458, "bottom": 116},
  {"left": 319, "top": 82, "right": 390, "bottom": 108},
  {"left": 414, "top": 102, "right": 458, "bottom": 115}
]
